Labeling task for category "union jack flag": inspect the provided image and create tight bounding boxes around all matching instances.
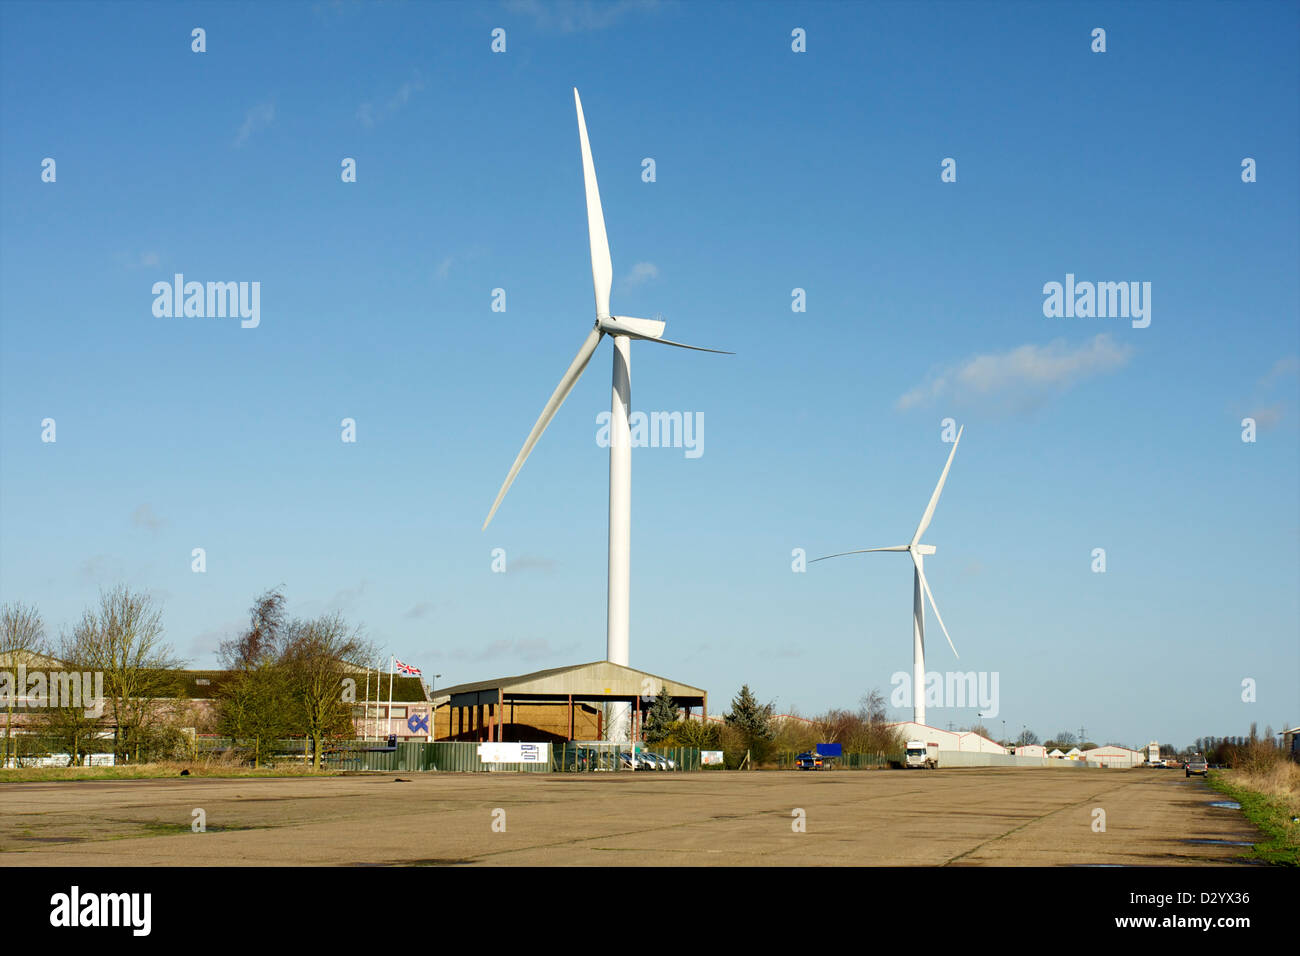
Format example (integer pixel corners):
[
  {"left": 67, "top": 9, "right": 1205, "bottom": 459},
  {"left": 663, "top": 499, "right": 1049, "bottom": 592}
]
[{"left": 394, "top": 659, "right": 421, "bottom": 677}]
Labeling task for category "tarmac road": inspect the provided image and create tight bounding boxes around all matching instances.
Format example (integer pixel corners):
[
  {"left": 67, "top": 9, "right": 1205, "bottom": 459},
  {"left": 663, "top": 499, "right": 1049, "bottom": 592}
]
[{"left": 0, "top": 767, "right": 1261, "bottom": 866}]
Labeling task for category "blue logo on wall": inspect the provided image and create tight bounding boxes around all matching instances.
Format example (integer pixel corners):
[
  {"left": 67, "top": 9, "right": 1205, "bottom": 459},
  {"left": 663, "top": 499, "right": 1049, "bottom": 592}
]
[{"left": 408, "top": 713, "right": 430, "bottom": 734}]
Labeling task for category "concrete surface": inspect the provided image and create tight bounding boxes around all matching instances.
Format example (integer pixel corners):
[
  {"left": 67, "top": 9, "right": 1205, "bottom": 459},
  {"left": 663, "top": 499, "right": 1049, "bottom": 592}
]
[{"left": 0, "top": 767, "right": 1260, "bottom": 866}]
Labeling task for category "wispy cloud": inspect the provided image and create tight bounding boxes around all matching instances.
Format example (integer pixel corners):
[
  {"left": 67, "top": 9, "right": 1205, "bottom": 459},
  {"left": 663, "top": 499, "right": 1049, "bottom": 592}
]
[
  {"left": 234, "top": 101, "right": 276, "bottom": 148},
  {"left": 623, "top": 262, "right": 658, "bottom": 287},
  {"left": 78, "top": 554, "right": 123, "bottom": 584},
  {"left": 1237, "top": 355, "right": 1297, "bottom": 430},
  {"left": 434, "top": 257, "right": 454, "bottom": 280},
  {"left": 1246, "top": 403, "right": 1285, "bottom": 429},
  {"left": 404, "top": 602, "right": 436, "bottom": 620},
  {"left": 1260, "top": 355, "right": 1299, "bottom": 388},
  {"left": 433, "top": 637, "right": 577, "bottom": 663},
  {"left": 897, "top": 334, "right": 1133, "bottom": 413},
  {"left": 505, "top": 0, "right": 663, "bottom": 33},
  {"left": 357, "top": 71, "right": 424, "bottom": 128},
  {"left": 132, "top": 504, "right": 166, "bottom": 532}
]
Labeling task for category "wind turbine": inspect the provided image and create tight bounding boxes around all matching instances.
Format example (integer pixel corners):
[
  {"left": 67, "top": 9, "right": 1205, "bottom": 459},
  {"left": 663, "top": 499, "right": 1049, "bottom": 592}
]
[
  {"left": 483, "top": 89, "right": 729, "bottom": 739},
  {"left": 812, "top": 428, "right": 964, "bottom": 726}
]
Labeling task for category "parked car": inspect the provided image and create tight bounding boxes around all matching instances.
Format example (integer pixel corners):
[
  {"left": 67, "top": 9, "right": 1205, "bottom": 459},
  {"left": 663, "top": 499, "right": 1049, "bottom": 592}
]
[
  {"left": 796, "top": 751, "right": 832, "bottom": 770},
  {"left": 1185, "top": 755, "right": 1208, "bottom": 777}
]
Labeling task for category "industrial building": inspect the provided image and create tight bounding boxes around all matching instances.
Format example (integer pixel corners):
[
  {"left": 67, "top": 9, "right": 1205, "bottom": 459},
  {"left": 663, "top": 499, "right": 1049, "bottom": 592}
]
[
  {"left": 887, "top": 722, "right": 1008, "bottom": 754},
  {"left": 428, "top": 661, "right": 707, "bottom": 743},
  {"left": 1081, "top": 745, "right": 1146, "bottom": 768}
]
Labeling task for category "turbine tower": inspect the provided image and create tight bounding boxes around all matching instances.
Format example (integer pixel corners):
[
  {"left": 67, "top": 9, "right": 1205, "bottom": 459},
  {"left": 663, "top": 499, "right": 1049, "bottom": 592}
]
[
  {"left": 813, "top": 428, "right": 964, "bottom": 726},
  {"left": 483, "top": 89, "right": 729, "bottom": 739}
]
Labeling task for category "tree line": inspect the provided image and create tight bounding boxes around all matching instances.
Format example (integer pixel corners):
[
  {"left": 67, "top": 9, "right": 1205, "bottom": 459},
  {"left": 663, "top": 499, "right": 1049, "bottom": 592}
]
[
  {"left": 0, "top": 586, "right": 371, "bottom": 769},
  {"left": 639, "top": 684, "right": 907, "bottom": 768}
]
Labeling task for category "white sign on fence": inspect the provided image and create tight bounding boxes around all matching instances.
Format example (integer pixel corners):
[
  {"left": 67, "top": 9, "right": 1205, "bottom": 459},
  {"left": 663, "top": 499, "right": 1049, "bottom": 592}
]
[
  {"left": 477, "top": 742, "right": 551, "bottom": 764},
  {"left": 701, "top": 750, "right": 724, "bottom": 766}
]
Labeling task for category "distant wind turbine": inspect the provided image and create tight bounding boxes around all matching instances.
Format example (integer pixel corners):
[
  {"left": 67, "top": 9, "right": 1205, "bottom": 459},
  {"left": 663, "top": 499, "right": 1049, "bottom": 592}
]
[{"left": 813, "top": 428, "right": 964, "bottom": 726}]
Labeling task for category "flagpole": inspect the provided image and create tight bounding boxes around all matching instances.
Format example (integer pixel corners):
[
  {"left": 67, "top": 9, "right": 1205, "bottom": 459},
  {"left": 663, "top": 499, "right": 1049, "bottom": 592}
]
[
  {"left": 387, "top": 656, "right": 395, "bottom": 741},
  {"left": 364, "top": 668, "right": 371, "bottom": 741}
]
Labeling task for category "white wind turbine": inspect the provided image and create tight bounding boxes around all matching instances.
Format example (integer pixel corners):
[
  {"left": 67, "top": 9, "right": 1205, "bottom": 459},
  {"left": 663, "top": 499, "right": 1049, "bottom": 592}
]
[
  {"left": 483, "top": 89, "right": 729, "bottom": 739},
  {"left": 812, "top": 428, "right": 964, "bottom": 726}
]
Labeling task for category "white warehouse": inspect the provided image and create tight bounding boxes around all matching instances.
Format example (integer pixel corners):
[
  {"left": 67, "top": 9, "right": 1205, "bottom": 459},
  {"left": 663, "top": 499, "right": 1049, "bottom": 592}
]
[{"left": 887, "top": 722, "right": 1008, "bottom": 754}]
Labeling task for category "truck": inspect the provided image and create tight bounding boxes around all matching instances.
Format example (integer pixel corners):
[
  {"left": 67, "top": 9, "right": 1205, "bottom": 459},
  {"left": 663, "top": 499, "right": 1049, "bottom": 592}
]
[{"left": 905, "top": 740, "right": 940, "bottom": 769}]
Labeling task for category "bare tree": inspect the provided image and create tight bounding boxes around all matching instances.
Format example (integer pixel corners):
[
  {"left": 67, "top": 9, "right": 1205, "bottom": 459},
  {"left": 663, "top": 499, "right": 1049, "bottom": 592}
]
[
  {"left": 219, "top": 587, "right": 287, "bottom": 670},
  {"left": 1, "top": 602, "right": 48, "bottom": 767},
  {"left": 217, "top": 588, "right": 291, "bottom": 768},
  {"left": 31, "top": 630, "right": 101, "bottom": 766},
  {"left": 67, "top": 586, "right": 184, "bottom": 762},
  {"left": 280, "top": 612, "right": 371, "bottom": 769}
]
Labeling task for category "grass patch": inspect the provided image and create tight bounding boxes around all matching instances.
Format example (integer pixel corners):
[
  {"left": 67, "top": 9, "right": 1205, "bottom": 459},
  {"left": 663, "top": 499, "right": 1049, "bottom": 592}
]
[
  {"left": 0, "top": 760, "right": 344, "bottom": 784},
  {"left": 1207, "top": 764, "right": 1300, "bottom": 866}
]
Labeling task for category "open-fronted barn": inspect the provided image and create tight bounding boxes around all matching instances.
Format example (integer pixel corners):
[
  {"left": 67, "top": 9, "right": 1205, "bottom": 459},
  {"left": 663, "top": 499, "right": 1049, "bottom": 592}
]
[{"left": 430, "top": 661, "right": 707, "bottom": 743}]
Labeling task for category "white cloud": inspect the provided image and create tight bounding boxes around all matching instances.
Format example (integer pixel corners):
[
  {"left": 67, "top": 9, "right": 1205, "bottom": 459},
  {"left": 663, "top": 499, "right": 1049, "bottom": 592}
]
[
  {"left": 1260, "top": 356, "right": 1299, "bottom": 387},
  {"left": 139, "top": 251, "right": 160, "bottom": 268},
  {"left": 357, "top": 71, "right": 424, "bottom": 128},
  {"left": 234, "top": 102, "right": 276, "bottom": 148},
  {"left": 897, "top": 334, "right": 1134, "bottom": 413},
  {"left": 434, "top": 257, "right": 454, "bottom": 280},
  {"left": 623, "top": 262, "right": 659, "bottom": 287},
  {"left": 1246, "top": 403, "right": 1284, "bottom": 429}
]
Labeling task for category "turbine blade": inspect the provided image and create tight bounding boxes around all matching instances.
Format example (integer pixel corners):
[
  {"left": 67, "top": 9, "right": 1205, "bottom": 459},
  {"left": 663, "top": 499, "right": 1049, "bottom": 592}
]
[
  {"left": 483, "top": 327, "right": 604, "bottom": 530},
  {"left": 911, "top": 425, "right": 963, "bottom": 546},
  {"left": 643, "top": 335, "right": 734, "bottom": 354},
  {"left": 913, "top": 551, "right": 958, "bottom": 659},
  {"left": 574, "top": 89, "right": 613, "bottom": 318},
  {"left": 810, "top": 547, "right": 909, "bottom": 563}
]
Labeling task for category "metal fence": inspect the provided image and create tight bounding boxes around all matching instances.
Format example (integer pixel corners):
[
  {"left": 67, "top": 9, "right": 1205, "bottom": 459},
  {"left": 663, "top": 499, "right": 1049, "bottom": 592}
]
[
  {"left": 552, "top": 742, "right": 704, "bottom": 772},
  {"left": 189, "top": 737, "right": 708, "bottom": 773}
]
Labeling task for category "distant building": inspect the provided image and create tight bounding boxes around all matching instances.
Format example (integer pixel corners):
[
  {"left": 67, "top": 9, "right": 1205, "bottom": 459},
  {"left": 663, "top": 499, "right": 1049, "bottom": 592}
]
[
  {"left": 1082, "top": 745, "right": 1145, "bottom": 768},
  {"left": 1280, "top": 727, "right": 1300, "bottom": 763},
  {"left": 1015, "top": 744, "right": 1047, "bottom": 758},
  {"left": 887, "top": 722, "right": 1008, "bottom": 754}
]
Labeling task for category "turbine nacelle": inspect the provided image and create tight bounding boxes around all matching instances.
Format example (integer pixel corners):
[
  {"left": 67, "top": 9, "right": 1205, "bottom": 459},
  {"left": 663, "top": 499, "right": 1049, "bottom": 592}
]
[{"left": 598, "top": 315, "right": 666, "bottom": 339}]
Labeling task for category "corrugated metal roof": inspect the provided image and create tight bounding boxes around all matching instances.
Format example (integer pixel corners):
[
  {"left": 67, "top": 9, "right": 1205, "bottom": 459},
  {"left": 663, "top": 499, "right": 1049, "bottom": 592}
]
[{"left": 434, "top": 661, "right": 705, "bottom": 703}]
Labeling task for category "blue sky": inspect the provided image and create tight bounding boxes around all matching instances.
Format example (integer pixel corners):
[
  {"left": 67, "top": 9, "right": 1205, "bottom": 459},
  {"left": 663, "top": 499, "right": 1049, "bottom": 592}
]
[{"left": 1, "top": 0, "right": 1296, "bottom": 749}]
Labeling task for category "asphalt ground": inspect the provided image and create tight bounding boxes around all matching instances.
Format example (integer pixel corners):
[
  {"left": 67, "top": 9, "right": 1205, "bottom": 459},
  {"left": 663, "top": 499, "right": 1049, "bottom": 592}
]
[{"left": 0, "top": 767, "right": 1259, "bottom": 866}]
